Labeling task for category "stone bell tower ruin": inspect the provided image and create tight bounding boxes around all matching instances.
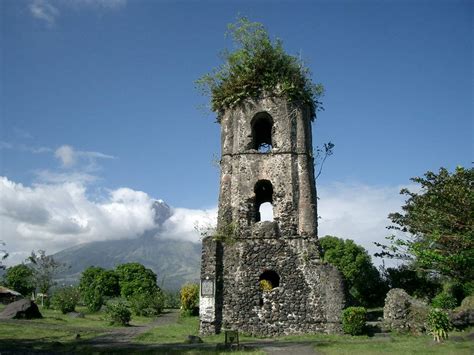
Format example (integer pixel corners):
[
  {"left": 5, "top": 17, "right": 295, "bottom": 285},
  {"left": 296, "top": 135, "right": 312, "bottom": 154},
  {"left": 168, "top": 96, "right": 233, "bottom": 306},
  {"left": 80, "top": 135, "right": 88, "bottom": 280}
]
[{"left": 199, "top": 95, "right": 345, "bottom": 336}]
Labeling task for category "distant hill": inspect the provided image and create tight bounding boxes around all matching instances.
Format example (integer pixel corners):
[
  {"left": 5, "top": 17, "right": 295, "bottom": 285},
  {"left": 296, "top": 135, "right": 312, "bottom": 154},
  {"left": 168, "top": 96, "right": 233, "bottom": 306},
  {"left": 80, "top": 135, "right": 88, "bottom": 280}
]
[
  {"left": 53, "top": 236, "right": 201, "bottom": 291},
  {"left": 52, "top": 200, "right": 201, "bottom": 291}
]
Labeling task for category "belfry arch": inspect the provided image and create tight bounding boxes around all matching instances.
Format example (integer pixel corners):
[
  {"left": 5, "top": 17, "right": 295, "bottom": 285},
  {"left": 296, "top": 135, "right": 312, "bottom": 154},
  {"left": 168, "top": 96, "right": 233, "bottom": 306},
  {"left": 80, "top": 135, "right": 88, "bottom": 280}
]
[
  {"left": 251, "top": 112, "right": 273, "bottom": 152},
  {"left": 254, "top": 179, "right": 273, "bottom": 222}
]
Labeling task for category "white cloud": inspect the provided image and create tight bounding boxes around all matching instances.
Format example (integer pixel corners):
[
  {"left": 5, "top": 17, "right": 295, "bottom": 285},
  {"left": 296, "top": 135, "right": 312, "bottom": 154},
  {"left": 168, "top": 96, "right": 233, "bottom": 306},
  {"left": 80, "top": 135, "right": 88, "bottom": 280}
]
[
  {"left": 0, "top": 141, "right": 51, "bottom": 154},
  {"left": 55, "top": 145, "right": 76, "bottom": 167},
  {"left": 317, "top": 182, "right": 406, "bottom": 265},
  {"left": 162, "top": 207, "right": 217, "bottom": 243},
  {"left": 0, "top": 177, "right": 157, "bottom": 265},
  {"left": 0, "top": 175, "right": 407, "bottom": 268},
  {"left": 29, "top": 0, "right": 60, "bottom": 25},
  {"left": 28, "top": 0, "right": 127, "bottom": 25},
  {"left": 53, "top": 144, "right": 115, "bottom": 173}
]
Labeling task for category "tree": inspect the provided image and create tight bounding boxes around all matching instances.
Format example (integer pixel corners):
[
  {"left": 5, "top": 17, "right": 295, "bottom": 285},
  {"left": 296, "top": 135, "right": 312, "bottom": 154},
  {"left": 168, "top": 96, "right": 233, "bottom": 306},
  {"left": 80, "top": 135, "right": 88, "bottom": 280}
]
[
  {"left": 196, "top": 17, "right": 324, "bottom": 121},
  {"left": 79, "top": 266, "right": 120, "bottom": 312},
  {"left": 382, "top": 264, "right": 441, "bottom": 299},
  {"left": 375, "top": 167, "right": 473, "bottom": 284},
  {"left": 115, "top": 263, "right": 160, "bottom": 300},
  {"left": 319, "top": 235, "right": 387, "bottom": 307},
  {"left": 4, "top": 264, "right": 36, "bottom": 296},
  {"left": 27, "top": 250, "right": 63, "bottom": 295},
  {"left": 180, "top": 283, "right": 199, "bottom": 316}
]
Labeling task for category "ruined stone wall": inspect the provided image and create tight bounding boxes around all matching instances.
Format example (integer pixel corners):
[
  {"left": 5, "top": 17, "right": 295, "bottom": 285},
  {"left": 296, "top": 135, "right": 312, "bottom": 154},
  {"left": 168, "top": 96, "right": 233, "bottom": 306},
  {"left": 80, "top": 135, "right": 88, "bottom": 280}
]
[
  {"left": 200, "top": 96, "right": 345, "bottom": 336},
  {"left": 221, "top": 227, "right": 344, "bottom": 336},
  {"left": 217, "top": 96, "right": 318, "bottom": 237}
]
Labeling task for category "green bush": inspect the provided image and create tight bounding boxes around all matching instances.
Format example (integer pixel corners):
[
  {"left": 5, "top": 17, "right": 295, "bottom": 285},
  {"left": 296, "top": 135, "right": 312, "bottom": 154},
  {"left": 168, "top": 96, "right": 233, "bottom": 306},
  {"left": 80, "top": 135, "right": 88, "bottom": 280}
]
[
  {"left": 115, "top": 263, "right": 159, "bottom": 300},
  {"left": 51, "top": 286, "right": 80, "bottom": 314},
  {"left": 196, "top": 17, "right": 324, "bottom": 121},
  {"left": 427, "top": 308, "right": 452, "bottom": 342},
  {"left": 163, "top": 290, "right": 180, "bottom": 309},
  {"left": 431, "top": 292, "right": 457, "bottom": 310},
  {"left": 79, "top": 266, "right": 120, "bottom": 312},
  {"left": 105, "top": 299, "right": 131, "bottom": 326},
  {"left": 342, "top": 307, "right": 366, "bottom": 335},
  {"left": 129, "top": 291, "right": 164, "bottom": 317},
  {"left": 180, "top": 283, "right": 199, "bottom": 316},
  {"left": 85, "top": 288, "right": 104, "bottom": 312},
  {"left": 461, "top": 281, "right": 474, "bottom": 297}
]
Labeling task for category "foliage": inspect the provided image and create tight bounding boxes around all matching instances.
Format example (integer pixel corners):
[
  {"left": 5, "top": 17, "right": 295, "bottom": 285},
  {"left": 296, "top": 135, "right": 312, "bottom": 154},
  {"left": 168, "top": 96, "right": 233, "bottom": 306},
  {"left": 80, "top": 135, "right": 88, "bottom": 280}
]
[
  {"left": 383, "top": 264, "right": 441, "bottom": 300},
  {"left": 79, "top": 266, "right": 120, "bottom": 312},
  {"left": 129, "top": 290, "right": 165, "bottom": 317},
  {"left": 213, "top": 222, "right": 238, "bottom": 243},
  {"left": 105, "top": 299, "right": 131, "bottom": 326},
  {"left": 259, "top": 279, "right": 273, "bottom": 292},
  {"left": 180, "top": 283, "right": 199, "bottom": 316},
  {"left": 427, "top": 308, "right": 452, "bottom": 342},
  {"left": 320, "top": 235, "right": 387, "bottom": 307},
  {"left": 196, "top": 17, "right": 324, "bottom": 121},
  {"left": 115, "top": 263, "right": 160, "bottom": 300},
  {"left": 341, "top": 307, "right": 366, "bottom": 335},
  {"left": 51, "top": 286, "right": 80, "bottom": 314},
  {"left": 314, "top": 142, "right": 335, "bottom": 180},
  {"left": 461, "top": 280, "right": 474, "bottom": 297},
  {"left": 163, "top": 290, "right": 181, "bottom": 309},
  {"left": 27, "top": 250, "right": 64, "bottom": 295},
  {"left": 4, "top": 264, "right": 35, "bottom": 296},
  {"left": 375, "top": 167, "right": 474, "bottom": 283},
  {"left": 431, "top": 292, "right": 457, "bottom": 310}
]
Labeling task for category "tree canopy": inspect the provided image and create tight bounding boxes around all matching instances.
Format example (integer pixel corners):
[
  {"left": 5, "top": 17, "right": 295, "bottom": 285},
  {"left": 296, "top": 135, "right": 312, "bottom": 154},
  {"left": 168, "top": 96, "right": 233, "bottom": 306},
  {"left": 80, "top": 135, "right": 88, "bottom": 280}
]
[
  {"left": 4, "top": 264, "right": 35, "bottom": 296},
  {"left": 319, "top": 235, "right": 386, "bottom": 307},
  {"left": 115, "top": 262, "right": 160, "bottom": 299},
  {"left": 27, "top": 250, "right": 64, "bottom": 295},
  {"left": 375, "top": 166, "right": 473, "bottom": 284},
  {"left": 196, "top": 17, "right": 324, "bottom": 121},
  {"left": 79, "top": 266, "right": 120, "bottom": 312}
]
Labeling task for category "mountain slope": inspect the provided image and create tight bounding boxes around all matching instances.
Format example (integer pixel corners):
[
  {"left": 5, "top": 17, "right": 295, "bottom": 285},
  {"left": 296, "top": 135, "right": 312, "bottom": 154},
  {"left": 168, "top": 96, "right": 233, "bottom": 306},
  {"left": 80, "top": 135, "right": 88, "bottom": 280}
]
[{"left": 53, "top": 236, "right": 201, "bottom": 291}]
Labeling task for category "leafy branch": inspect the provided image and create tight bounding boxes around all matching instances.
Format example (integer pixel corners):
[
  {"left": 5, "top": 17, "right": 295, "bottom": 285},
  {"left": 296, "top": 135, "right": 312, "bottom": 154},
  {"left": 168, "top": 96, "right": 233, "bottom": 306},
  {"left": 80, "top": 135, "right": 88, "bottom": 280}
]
[{"left": 314, "top": 142, "right": 335, "bottom": 180}]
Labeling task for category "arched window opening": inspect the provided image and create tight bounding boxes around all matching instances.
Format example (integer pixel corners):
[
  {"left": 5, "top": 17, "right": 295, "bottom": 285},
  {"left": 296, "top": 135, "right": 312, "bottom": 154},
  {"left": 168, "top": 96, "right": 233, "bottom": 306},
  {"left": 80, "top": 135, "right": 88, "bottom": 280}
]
[
  {"left": 259, "top": 270, "right": 280, "bottom": 290},
  {"left": 254, "top": 180, "right": 273, "bottom": 222},
  {"left": 259, "top": 202, "right": 274, "bottom": 222},
  {"left": 251, "top": 112, "right": 273, "bottom": 152}
]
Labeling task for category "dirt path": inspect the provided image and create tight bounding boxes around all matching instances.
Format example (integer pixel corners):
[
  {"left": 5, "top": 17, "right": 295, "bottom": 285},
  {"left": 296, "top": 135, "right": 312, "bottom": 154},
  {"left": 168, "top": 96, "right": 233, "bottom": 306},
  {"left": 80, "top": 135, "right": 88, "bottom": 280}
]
[
  {"left": 82, "top": 310, "right": 319, "bottom": 354},
  {"left": 83, "top": 309, "right": 179, "bottom": 348},
  {"left": 254, "top": 342, "right": 316, "bottom": 354}
]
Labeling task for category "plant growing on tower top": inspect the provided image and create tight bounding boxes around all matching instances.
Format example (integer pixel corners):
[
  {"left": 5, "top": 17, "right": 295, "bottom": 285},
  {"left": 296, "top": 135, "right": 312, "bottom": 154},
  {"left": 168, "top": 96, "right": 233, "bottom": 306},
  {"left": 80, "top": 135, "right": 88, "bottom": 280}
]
[{"left": 196, "top": 17, "right": 324, "bottom": 121}]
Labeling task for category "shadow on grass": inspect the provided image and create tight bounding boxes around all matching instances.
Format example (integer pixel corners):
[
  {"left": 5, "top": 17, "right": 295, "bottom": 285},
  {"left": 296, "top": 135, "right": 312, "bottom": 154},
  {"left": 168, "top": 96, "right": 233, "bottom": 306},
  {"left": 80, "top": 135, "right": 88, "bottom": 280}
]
[{"left": 0, "top": 338, "right": 263, "bottom": 354}]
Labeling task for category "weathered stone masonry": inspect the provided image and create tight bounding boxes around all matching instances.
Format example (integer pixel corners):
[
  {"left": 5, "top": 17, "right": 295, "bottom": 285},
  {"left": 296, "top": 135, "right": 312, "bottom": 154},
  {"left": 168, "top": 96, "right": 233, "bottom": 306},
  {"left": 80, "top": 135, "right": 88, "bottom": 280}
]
[{"left": 200, "top": 96, "right": 345, "bottom": 336}]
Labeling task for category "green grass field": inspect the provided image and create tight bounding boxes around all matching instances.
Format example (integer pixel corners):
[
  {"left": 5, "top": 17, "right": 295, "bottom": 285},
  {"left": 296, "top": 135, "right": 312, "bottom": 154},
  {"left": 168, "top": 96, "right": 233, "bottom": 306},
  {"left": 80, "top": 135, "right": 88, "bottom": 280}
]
[
  {"left": 135, "top": 316, "right": 473, "bottom": 354},
  {"left": 0, "top": 304, "right": 472, "bottom": 354}
]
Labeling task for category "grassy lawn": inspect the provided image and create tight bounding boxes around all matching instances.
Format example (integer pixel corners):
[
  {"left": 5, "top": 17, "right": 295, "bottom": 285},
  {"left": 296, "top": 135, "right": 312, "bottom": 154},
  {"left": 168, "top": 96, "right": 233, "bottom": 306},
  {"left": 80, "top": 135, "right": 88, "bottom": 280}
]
[
  {"left": 0, "top": 304, "right": 157, "bottom": 352},
  {"left": 136, "top": 316, "right": 474, "bottom": 354},
  {"left": 1, "top": 304, "right": 473, "bottom": 354},
  {"left": 134, "top": 316, "right": 260, "bottom": 344},
  {"left": 310, "top": 333, "right": 473, "bottom": 354}
]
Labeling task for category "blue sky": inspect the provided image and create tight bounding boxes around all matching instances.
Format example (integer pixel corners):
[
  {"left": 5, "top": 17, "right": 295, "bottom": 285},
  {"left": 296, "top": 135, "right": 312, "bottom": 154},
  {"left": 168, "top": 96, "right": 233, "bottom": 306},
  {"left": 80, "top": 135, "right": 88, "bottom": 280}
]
[{"left": 1, "top": 0, "right": 472, "bottom": 264}]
